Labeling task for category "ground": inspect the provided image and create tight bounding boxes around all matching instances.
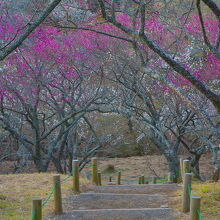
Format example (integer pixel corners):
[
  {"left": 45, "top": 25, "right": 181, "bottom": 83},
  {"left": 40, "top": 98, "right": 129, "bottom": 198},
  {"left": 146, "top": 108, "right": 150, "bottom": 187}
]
[
  {"left": 173, "top": 182, "right": 220, "bottom": 220},
  {"left": 0, "top": 173, "right": 90, "bottom": 220},
  {"left": 0, "top": 155, "right": 219, "bottom": 220}
]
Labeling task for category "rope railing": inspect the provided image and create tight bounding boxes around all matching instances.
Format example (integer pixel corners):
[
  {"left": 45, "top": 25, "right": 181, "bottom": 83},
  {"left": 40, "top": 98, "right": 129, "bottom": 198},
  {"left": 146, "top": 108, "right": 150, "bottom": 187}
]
[
  {"left": 182, "top": 159, "right": 204, "bottom": 220},
  {"left": 187, "top": 183, "right": 191, "bottom": 198},
  {"left": 187, "top": 181, "right": 203, "bottom": 220},
  {"left": 31, "top": 210, "right": 36, "bottom": 220},
  {"left": 32, "top": 166, "right": 172, "bottom": 215},
  {"left": 197, "top": 209, "right": 203, "bottom": 220},
  {"left": 31, "top": 158, "right": 204, "bottom": 220},
  {"left": 42, "top": 183, "right": 57, "bottom": 207},
  {"left": 31, "top": 162, "right": 94, "bottom": 220},
  {"left": 155, "top": 177, "right": 168, "bottom": 183}
]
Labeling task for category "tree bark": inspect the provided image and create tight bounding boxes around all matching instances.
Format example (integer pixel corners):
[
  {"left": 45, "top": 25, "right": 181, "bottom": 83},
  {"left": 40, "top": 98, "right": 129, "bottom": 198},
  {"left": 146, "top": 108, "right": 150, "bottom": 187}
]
[
  {"left": 164, "top": 153, "right": 179, "bottom": 183},
  {"left": 97, "top": 0, "right": 220, "bottom": 114},
  {"left": 0, "top": 0, "right": 61, "bottom": 61}
]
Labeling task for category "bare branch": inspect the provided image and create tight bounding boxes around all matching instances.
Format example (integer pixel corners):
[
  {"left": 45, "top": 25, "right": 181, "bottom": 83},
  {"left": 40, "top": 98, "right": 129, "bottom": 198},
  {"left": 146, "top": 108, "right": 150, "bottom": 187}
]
[{"left": 0, "top": 0, "right": 61, "bottom": 61}]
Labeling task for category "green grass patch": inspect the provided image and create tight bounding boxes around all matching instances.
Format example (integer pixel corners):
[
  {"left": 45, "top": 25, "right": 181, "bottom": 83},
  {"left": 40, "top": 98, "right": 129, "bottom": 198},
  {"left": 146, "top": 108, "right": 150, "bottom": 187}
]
[{"left": 156, "top": 178, "right": 168, "bottom": 183}]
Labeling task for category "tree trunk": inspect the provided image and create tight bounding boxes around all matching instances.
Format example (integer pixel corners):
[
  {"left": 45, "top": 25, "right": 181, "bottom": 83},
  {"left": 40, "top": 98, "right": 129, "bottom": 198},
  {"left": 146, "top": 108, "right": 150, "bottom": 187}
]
[
  {"left": 211, "top": 145, "right": 220, "bottom": 181},
  {"left": 212, "top": 167, "right": 220, "bottom": 182},
  {"left": 164, "top": 153, "right": 179, "bottom": 183},
  {"left": 151, "top": 132, "right": 180, "bottom": 182},
  {"left": 66, "top": 138, "right": 73, "bottom": 173},
  {"left": 33, "top": 156, "right": 48, "bottom": 172},
  {"left": 52, "top": 156, "right": 64, "bottom": 173}
]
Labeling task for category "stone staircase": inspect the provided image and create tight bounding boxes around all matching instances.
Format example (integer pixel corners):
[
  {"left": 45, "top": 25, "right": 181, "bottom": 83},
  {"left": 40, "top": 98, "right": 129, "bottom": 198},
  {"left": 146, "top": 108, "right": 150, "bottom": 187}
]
[{"left": 47, "top": 184, "right": 181, "bottom": 220}]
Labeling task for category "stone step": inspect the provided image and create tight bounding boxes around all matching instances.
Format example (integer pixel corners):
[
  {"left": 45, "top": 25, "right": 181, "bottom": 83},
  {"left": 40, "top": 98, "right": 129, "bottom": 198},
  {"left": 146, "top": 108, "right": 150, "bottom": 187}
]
[
  {"left": 49, "top": 208, "right": 178, "bottom": 220},
  {"left": 61, "top": 193, "right": 171, "bottom": 210},
  {"left": 85, "top": 184, "right": 180, "bottom": 195}
]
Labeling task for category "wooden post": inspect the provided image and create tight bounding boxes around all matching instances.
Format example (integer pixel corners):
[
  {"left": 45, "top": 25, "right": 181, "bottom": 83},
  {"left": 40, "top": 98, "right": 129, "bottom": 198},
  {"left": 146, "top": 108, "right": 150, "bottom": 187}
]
[
  {"left": 152, "top": 177, "right": 156, "bottom": 184},
  {"left": 117, "top": 171, "right": 121, "bottom": 185},
  {"left": 168, "top": 172, "right": 172, "bottom": 182},
  {"left": 138, "top": 176, "right": 141, "bottom": 184},
  {"left": 180, "top": 158, "right": 183, "bottom": 180},
  {"left": 53, "top": 174, "right": 63, "bottom": 214},
  {"left": 109, "top": 176, "right": 112, "bottom": 182},
  {"left": 168, "top": 172, "right": 177, "bottom": 183},
  {"left": 190, "top": 196, "right": 201, "bottom": 220},
  {"left": 141, "top": 175, "right": 145, "bottom": 184},
  {"left": 182, "top": 173, "right": 192, "bottom": 213},
  {"left": 92, "top": 157, "right": 98, "bottom": 185},
  {"left": 73, "top": 160, "right": 80, "bottom": 193},
  {"left": 32, "top": 198, "right": 42, "bottom": 220},
  {"left": 183, "top": 160, "right": 191, "bottom": 179},
  {"left": 98, "top": 172, "right": 102, "bottom": 186}
]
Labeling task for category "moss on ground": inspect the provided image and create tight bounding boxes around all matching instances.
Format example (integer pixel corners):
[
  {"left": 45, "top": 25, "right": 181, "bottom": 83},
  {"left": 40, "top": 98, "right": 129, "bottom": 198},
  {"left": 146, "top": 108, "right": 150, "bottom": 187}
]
[{"left": 0, "top": 173, "right": 90, "bottom": 220}]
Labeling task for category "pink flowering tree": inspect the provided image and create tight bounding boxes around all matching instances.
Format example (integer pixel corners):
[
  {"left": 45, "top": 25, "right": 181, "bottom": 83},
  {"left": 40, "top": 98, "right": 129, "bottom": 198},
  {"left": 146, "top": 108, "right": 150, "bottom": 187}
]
[
  {"left": 0, "top": 23, "right": 107, "bottom": 172},
  {"left": 54, "top": 0, "right": 219, "bottom": 179},
  {"left": 92, "top": 0, "right": 220, "bottom": 114},
  {"left": 88, "top": 0, "right": 220, "bottom": 179},
  {"left": 0, "top": 0, "right": 219, "bottom": 178},
  {"left": 0, "top": 0, "right": 62, "bottom": 61}
]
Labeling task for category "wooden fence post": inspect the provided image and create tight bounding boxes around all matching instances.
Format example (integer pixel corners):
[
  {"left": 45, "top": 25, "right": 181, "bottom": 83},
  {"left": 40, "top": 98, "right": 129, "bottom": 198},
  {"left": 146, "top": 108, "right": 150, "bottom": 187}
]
[
  {"left": 53, "top": 174, "right": 63, "bottom": 214},
  {"left": 73, "top": 160, "right": 80, "bottom": 193},
  {"left": 117, "top": 171, "right": 121, "bottom": 185},
  {"left": 152, "top": 177, "right": 156, "bottom": 184},
  {"left": 182, "top": 173, "right": 192, "bottom": 213},
  {"left": 138, "top": 176, "right": 141, "bottom": 184},
  {"left": 190, "top": 196, "right": 201, "bottom": 220},
  {"left": 98, "top": 172, "right": 102, "bottom": 186},
  {"left": 183, "top": 160, "right": 191, "bottom": 179},
  {"left": 32, "top": 198, "right": 42, "bottom": 220},
  {"left": 92, "top": 157, "right": 98, "bottom": 185},
  {"left": 180, "top": 158, "right": 183, "bottom": 180},
  {"left": 168, "top": 172, "right": 177, "bottom": 183},
  {"left": 141, "top": 175, "right": 145, "bottom": 184},
  {"left": 168, "top": 172, "right": 172, "bottom": 182}
]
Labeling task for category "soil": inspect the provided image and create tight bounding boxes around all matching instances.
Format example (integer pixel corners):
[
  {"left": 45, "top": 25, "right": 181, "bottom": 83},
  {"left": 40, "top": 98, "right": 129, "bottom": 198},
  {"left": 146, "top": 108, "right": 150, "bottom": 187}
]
[
  {"left": 46, "top": 184, "right": 182, "bottom": 220},
  {"left": 0, "top": 154, "right": 215, "bottom": 220}
]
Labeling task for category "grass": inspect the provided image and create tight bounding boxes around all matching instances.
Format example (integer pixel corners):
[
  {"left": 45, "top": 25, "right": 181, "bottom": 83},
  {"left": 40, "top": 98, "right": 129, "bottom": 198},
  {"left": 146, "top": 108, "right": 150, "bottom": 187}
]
[
  {"left": 0, "top": 173, "right": 90, "bottom": 220},
  {"left": 173, "top": 181, "right": 220, "bottom": 220},
  {"left": 98, "top": 155, "right": 169, "bottom": 183},
  {"left": 0, "top": 156, "right": 170, "bottom": 219},
  {"left": 0, "top": 155, "right": 218, "bottom": 219},
  {"left": 191, "top": 182, "right": 220, "bottom": 219}
]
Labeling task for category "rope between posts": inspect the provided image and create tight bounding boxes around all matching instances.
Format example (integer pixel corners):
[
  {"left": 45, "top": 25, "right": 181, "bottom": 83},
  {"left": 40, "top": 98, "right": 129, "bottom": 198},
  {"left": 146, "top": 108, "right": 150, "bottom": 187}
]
[
  {"left": 197, "top": 209, "right": 203, "bottom": 220},
  {"left": 187, "top": 183, "right": 191, "bottom": 198},
  {"left": 155, "top": 171, "right": 178, "bottom": 183},
  {"left": 60, "top": 164, "right": 93, "bottom": 183},
  {"left": 42, "top": 183, "right": 57, "bottom": 207},
  {"left": 31, "top": 210, "right": 36, "bottom": 220},
  {"left": 156, "top": 178, "right": 168, "bottom": 183},
  {"left": 185, "top": 168, "right": 203, "bottom": 220},
  {"left": 31, "top": 164, "right": 93, "bottom": 220}
]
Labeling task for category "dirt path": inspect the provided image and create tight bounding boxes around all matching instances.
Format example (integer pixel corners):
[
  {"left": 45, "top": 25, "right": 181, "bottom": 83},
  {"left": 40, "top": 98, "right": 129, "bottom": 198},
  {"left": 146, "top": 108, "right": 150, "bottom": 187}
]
[{"left": 47, "top": 183, "right": 182, "bottom": 220}]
